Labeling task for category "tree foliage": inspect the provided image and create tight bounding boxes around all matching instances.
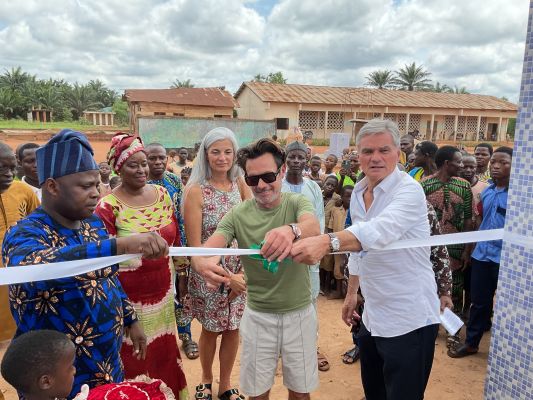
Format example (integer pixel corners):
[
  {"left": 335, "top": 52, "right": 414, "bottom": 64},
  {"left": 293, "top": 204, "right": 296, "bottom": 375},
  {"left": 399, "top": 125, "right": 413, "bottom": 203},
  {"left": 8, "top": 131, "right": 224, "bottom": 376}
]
[
  {"left": 394, "top": 62, "right": 432, "bottom": 91},
  {"left": 365, "top": 64, "right": 470, "bottom": 94},
  {"left": 253, "top": 72, "right": 287, "bottom": 84},
  {"left": 365, "top": 70, "right": 396, "bottom": 89},
  {"left": 0, "top": 67, "right": 118, "bottom": 121},
  {"left": 170, "top": 79, "right": 195, "bottom": 88}
]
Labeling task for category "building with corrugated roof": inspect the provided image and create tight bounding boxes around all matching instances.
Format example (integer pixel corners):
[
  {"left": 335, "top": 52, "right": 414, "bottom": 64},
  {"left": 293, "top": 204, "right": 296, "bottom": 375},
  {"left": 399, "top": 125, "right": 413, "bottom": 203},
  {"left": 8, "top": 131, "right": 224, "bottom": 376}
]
[
  {"left": 234, "top": 82, "right": 517, "bottom": 141},
  {"left": 124, "top": 87, "right": 238, "bottom": 133}
]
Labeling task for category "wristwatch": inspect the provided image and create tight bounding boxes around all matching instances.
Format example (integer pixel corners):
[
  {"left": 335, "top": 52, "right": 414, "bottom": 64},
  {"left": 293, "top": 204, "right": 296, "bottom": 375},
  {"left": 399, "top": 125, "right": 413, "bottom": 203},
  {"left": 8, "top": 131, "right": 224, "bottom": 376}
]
[
  {"left": 288, "top": 223, "right": 301, "bottom": 241},
  {"left": 327, "top": 233, "right": 341, "bottom": 252}
]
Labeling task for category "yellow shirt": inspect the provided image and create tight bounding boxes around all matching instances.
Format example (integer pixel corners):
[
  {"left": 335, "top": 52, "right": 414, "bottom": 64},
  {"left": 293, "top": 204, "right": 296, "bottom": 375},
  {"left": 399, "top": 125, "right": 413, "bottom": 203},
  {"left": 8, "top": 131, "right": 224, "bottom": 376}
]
[{"left": 0, "top": 181, "right": 40, "bottom": 340}]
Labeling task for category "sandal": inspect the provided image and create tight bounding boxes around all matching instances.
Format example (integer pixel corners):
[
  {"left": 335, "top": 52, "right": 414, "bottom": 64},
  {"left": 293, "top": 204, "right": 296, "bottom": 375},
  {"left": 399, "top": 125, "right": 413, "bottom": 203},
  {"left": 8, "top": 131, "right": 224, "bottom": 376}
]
[
  {"left": 447, "top": 344, "right": 478, "bottom": 358},
  {"left": 446, "top": 334, "right": 460, "bottom": 349},
  {"left": 183, "top": 338, "right": 199, "bottom": 360},
  {"left": 317, "top": 350, "right": 330, "bottom": 371},
  {"left": 342, "top": 346, "right": 360, "bottom": 364},
  {"left": 218, "top": 388, "right": 245, "bottom": 400},
  {"left": 195, "top": 383, "right": 212, "bottom": 399}
]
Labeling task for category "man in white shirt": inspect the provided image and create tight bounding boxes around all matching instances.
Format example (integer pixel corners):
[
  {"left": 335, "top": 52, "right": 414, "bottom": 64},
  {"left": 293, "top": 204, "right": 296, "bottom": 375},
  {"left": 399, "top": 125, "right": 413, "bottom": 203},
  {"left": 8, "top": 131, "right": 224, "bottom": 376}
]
[{"left": 291, "top": 119, "right": 441, "bottom": 400}]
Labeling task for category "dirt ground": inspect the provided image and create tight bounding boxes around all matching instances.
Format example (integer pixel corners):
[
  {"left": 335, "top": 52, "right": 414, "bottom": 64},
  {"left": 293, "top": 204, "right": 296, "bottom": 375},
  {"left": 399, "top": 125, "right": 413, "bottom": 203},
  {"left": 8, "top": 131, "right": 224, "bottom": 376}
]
[{"left": 0, "top": 295, "right": 490, "bottom": 400}]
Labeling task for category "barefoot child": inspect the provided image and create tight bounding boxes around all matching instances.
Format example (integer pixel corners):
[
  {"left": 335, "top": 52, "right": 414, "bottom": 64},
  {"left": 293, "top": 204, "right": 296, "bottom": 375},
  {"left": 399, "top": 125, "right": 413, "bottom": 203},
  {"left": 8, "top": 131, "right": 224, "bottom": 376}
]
[
  {"left": 327, "top": 185, "right": 353, "bottom": 299},
  {"left": 320, "top": 175, "right": 340, "bottom": 294}
]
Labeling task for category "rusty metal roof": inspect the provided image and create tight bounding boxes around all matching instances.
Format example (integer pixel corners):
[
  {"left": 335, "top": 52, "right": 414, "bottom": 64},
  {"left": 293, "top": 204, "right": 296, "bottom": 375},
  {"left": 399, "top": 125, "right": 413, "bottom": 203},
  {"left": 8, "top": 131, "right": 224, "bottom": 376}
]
[
  {"left": 124, "top": 87, "right": 238, "bottom": 108},
  {"left": 235, "top": 82, "right": 517, "bottom": 112}
]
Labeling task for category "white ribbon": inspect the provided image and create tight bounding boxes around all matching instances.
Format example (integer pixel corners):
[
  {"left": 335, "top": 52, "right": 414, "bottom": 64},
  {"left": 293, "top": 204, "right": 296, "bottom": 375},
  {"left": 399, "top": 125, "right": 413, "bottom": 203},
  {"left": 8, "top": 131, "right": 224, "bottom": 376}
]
[{"left": 0, "top": 228, "right": 517, "bottom": 286}]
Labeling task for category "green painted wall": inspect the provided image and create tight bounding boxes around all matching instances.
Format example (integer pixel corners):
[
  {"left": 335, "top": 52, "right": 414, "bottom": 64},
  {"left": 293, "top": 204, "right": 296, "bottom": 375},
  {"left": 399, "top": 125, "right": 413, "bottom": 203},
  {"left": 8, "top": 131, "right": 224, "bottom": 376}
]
[{"left": 138, "top": 117, "right": 276, "bottom": 148}]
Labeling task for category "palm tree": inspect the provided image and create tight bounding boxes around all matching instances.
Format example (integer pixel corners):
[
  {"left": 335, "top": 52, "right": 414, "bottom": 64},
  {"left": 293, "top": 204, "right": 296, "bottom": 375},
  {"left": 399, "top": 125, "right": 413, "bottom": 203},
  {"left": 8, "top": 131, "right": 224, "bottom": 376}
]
[
  {"left": 394, "top": 62, "right": 432, "bottom": 91},
  {"left": 365, "top": 70, "right": 396, "bottom": 89},
  {"left": 0, "top": 88, "right": 23, "bottom": 119},
  {"left": 0, "top": 66, "right": 34, "bottom": 92},
  {"left": 39, "top": 84, "right": 64, "bottom": 111},
  {"left": 452, "top": 86, "right": 469, "bottom": 94},
  {"left": 170, "top": 79, "right": 194, "bottom": 88},
  {"left": 67, "top": 83, "right": 103, "bottom": 120},
  {"left": 87, "top": 79, "right": 117, "bottom": 107},
  {"left": 430, "top": 82, "right": 452, "bottom": 93},
  {"left": 252, "top": 72, "right": 287, "bottom": 84}
]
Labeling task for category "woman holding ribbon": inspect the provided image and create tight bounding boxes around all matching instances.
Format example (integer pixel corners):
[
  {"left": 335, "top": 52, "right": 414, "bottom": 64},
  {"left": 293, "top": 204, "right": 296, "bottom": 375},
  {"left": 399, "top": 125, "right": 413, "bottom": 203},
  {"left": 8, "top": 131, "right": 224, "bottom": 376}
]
[
  {"left": 183, "top": 127, "right": 251, "bottom": 400},
  {"left": 95, "top": 133, "right": 188, "bottom": 400}
]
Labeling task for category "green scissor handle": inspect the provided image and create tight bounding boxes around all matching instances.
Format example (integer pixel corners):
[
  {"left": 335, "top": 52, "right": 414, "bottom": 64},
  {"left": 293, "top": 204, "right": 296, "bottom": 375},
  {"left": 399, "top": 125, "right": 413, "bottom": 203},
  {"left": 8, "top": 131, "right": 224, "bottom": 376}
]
[{"left": 249, "top": 241, "right": 279, "bottom": 273}]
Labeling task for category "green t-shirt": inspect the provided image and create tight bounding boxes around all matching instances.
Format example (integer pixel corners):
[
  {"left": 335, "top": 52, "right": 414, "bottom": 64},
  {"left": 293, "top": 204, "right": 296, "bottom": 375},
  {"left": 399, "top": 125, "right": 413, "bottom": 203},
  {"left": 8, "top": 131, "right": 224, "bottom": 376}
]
[{"left": 215, "top": 193, "right": 315, "bottom": 313}]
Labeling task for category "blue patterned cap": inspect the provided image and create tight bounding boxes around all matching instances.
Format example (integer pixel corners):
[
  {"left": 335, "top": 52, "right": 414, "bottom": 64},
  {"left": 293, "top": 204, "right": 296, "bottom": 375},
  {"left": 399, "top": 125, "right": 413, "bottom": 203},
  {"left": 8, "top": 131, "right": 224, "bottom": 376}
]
[{"left": 36, "top": 129, "right": 99, "bottom": 185}]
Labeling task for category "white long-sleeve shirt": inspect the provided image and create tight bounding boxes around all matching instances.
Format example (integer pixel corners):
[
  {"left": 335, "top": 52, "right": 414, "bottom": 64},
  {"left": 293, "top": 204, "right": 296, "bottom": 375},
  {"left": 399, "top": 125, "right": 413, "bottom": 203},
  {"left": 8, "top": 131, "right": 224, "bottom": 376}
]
[{"left": 346, "top": 167, "right": 440, "bottom": 338}]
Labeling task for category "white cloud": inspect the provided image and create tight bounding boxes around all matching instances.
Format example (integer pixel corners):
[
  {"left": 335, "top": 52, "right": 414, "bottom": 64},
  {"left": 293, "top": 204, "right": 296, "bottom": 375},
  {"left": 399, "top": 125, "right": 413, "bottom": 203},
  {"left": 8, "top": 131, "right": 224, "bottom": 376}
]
[{"left": 0, "top": 0, "right": 529, "bottom": 101}]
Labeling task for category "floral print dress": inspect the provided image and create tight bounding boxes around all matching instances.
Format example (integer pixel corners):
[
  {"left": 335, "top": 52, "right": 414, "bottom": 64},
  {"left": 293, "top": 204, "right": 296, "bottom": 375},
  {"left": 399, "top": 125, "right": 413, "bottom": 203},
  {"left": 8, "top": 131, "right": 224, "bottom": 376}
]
[{"left": 184, "top": 182, "right": 246, "bottom": 332}]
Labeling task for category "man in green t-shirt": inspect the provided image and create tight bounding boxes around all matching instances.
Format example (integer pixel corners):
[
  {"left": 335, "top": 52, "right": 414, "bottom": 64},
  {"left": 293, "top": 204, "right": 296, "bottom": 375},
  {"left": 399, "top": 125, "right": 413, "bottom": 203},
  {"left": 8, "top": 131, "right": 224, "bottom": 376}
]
[{"left": 192, "top": 138, "right": 320, "bottom": 400}]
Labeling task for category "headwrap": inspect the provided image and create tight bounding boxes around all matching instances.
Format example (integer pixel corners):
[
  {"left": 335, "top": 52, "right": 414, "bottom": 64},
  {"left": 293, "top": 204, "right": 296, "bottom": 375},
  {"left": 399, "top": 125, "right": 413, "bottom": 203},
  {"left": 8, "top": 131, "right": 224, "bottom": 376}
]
[
  {"left": 36, "top": 129, "right": 99, "bottom": 185},
  {"left": 285, "top": 140, "right": 308, "bottom": 154},
  {"left": 107, "top": 133, "right": 144, "bottom": 173}
]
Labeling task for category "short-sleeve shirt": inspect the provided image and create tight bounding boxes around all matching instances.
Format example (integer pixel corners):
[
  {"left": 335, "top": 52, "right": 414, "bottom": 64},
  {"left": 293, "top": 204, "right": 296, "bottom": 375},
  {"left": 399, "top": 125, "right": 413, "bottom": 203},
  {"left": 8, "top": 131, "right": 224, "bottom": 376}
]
[
  {"left": 471, "top": 184, "right": 508, "bottom": 264},
  {"left": 215, "top": 193, "right": 314, "bottom": 313},
  {"left": 421, "top": 175, "right": 473, "bottom": 260}
]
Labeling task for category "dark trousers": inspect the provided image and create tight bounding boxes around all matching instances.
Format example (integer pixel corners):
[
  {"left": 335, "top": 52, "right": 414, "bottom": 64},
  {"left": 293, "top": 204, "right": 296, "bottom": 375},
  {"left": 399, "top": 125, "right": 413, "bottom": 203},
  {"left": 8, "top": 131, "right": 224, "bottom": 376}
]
[
  {"left": 466, "top": 258, "right": 499, "bottom": 348},
  {"left": 358, "top": 323, "right": 439, "bottom": 400}
]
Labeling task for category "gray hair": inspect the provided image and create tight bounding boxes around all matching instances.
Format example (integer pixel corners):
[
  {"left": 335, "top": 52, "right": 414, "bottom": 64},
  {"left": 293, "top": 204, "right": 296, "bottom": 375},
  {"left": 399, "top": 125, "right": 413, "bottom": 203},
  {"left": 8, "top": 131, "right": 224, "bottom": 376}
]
[
  {"left": 187, "top": 127, "right": 242, "bottom": 186},
  {"left": 356, "top": 119, "right": 400, "bottom": 147}
]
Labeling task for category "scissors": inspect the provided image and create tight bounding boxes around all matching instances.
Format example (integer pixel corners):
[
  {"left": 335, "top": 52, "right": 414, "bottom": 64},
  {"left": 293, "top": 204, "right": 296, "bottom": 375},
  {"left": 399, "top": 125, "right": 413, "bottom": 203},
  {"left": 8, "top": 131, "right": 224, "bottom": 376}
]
[{"left": 218, "top": 256, "right": 231, "bottom": 294}]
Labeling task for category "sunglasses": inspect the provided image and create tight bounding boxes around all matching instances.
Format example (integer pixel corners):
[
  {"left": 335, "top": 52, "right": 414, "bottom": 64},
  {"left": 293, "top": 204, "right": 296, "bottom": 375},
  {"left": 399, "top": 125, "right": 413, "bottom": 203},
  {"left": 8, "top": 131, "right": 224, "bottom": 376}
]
[{"left": 244, "top": 168, "right": 281, "bottom": 186}]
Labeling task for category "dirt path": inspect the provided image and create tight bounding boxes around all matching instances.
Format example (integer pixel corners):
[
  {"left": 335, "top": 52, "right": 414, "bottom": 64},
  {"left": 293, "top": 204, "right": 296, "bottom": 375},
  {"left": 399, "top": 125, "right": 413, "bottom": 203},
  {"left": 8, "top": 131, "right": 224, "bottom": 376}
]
[{"left": 0, "top": 295, "right": 489, "bottom": 400}]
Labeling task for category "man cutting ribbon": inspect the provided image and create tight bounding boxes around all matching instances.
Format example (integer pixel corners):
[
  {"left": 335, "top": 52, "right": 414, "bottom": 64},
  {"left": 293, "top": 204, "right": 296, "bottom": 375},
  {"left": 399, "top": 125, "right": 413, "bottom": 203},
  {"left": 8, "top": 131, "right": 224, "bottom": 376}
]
[
  {"left": 192, "top": 138, "right": 321, "bottom": 400},
  {"left": 1, "top": 129, "right": 169, "bottom": 399}
]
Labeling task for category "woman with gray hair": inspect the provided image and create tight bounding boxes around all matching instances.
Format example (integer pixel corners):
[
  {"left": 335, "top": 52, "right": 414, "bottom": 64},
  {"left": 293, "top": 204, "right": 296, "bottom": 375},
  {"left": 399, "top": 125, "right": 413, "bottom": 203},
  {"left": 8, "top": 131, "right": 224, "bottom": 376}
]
[{"left": 183, "top": 127, "right": 252, "bottom": 400}]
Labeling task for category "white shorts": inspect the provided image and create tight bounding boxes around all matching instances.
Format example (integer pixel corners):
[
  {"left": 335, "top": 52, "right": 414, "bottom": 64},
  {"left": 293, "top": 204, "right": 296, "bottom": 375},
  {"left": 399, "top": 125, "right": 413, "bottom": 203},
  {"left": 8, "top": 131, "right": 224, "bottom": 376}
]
[{"left": 239, "top": 303, "right": 319, "bottom": 397}]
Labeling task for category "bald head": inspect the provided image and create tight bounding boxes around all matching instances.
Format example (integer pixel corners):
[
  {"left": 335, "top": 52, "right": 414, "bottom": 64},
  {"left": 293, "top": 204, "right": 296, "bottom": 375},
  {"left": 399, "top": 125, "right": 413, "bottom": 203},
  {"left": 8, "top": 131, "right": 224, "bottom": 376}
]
[{"left": 0, "top": 142, "right": 14, "bottom": 157}]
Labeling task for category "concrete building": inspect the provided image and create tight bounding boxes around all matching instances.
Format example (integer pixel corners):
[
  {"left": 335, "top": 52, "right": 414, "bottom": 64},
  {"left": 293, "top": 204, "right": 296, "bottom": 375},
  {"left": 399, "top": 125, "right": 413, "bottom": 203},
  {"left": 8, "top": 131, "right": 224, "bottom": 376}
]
[
  {"left": 124, "top": 87, "right": 237, "bottom": 133},
  {"left": 235, "top": 82, "right": 518, "bottom": 141},
  {"left": 83, "top": 107, "right": 115, "bottom": 126}
]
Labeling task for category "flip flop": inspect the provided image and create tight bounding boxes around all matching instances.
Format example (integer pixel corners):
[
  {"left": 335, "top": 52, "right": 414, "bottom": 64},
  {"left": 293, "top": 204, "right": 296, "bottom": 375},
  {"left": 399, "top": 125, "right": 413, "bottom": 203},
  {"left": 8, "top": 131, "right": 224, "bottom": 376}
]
[
  {"left": 317, "top": 350, "right": 330, "bottom": 371},
  {"left": 183, "top": 338, "right": 199, "bottom": 360},
  {"left": 342, "top": 346, "right": 360, "bottom": 364}
]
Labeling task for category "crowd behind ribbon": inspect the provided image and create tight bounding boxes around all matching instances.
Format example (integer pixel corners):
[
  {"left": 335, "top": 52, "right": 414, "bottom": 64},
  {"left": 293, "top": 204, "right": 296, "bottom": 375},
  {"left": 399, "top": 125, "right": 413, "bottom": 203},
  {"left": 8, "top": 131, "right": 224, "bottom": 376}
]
[{"left": 0, "top": 122, "right": 512, "bottom": 400}]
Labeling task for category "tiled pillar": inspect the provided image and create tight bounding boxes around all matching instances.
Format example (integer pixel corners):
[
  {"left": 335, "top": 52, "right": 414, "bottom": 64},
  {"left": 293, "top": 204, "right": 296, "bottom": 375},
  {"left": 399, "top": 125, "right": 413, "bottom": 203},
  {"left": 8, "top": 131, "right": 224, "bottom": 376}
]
[{"left": 484, "top": 3, "right": 533, "bottom": 398}]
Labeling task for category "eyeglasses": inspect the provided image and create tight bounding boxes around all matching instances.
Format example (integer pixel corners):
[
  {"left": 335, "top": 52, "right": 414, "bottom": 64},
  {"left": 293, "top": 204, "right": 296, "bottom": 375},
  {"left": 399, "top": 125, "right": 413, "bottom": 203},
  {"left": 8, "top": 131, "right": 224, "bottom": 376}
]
[{"left": 244, "top": 168, "right": 281, "bottom": 186}]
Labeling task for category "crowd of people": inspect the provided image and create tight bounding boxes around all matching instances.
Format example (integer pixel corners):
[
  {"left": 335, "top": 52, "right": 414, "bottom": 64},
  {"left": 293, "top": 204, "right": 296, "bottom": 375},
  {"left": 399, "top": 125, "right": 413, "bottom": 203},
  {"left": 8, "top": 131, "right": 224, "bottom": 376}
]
[{"left": 0, "top": 120, "right": 512, "bottom": 400}]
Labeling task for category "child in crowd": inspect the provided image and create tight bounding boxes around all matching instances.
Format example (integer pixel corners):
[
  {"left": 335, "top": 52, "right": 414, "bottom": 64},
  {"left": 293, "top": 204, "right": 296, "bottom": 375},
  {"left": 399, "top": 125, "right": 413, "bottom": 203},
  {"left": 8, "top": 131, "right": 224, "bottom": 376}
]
[
  {"left": 308, "top": 156, "right": 325, "bottom": 187},
  {"left": 166, "top": 150, "right": 177, "bottom": 172},
  {"left": 320, "top": 175, "right": 341, "bottom": 294},
  {"left": 180, "top": 166, "right": 192, "bottom": 186},
  {"left": 407, "top": 152, "right": 416, "bottom": 172},
  {"left": 323, "top": 154, "right": 338, "bottom": 177},
  {"left": 1, "top": 330, "right": 177, "bottom": 400},
  {"left": 1, "top": 330, "right": 76, "bottom": 400},
  {"left": 341, "top": 147, "right": 351, "bottom": 161},
  {"left": 327, "top": 185, "right": 353, "bottom": 299},
  {"left": 109, "top": 175, "right": 122, "bottom": 190},
  {"left": 98, "top": 161, "right": 112, "bottom": 198}
]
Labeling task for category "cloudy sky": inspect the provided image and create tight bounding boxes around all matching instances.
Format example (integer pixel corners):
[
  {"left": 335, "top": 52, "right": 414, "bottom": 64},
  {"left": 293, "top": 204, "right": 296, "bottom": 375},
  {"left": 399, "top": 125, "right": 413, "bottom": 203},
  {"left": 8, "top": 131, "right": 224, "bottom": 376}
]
[{"left": 0, "top": 0, "right": 529, "bottom": 101}]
